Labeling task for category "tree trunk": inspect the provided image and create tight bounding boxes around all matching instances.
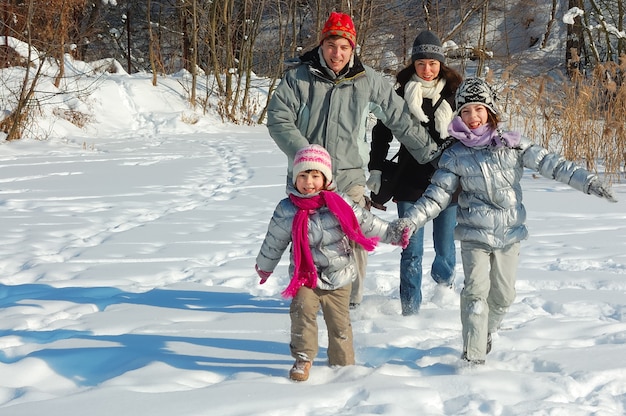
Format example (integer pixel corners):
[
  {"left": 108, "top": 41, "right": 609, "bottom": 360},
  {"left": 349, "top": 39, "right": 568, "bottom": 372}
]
[
  {"left": 190, "top": 0, "right": 197, "bottom": 107},
  {"left": 540, "top": 0, "right": 557, "bottom": 49},
  {"left": 147, "top": 0, "right": 158, "bottom": 86},
  {"left": 566, "top": 0, "right": 584, "bottom": 77}
]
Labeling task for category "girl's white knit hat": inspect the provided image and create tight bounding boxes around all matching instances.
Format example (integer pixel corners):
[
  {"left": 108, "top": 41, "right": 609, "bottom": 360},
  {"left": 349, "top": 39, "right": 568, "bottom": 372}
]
[
  {"left": 455, "top": 77, "right": 498, "bottom": 115},
  {"left": 292, "top": 144, "right": 333, "bottom": 184}
]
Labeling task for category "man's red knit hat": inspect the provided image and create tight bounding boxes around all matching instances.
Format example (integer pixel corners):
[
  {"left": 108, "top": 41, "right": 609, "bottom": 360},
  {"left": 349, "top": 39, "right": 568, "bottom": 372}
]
[{"left": 320, "top": 12, "right": 356, "bottom": 48}]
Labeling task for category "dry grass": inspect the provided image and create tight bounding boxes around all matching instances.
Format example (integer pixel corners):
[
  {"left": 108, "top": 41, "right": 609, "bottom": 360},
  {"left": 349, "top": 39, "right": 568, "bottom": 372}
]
[
  {"left": 181, "top": 111, "right": 200, "bottom": 125},
  {"left": 497, "top": 58, "right": 626, "bottom": 183},
  {"left": 52, "top": 107, "right": 92, "bottom": 128},
  {"left": 0, "top": 109, "right": 30, "bottom": 141}
]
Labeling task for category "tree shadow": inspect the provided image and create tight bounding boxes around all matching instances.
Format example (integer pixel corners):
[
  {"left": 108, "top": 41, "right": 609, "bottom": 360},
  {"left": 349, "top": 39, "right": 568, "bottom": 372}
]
[
  {"left": 0, "top": 283, "right": 293, "bottom": 385},
  {"left": 359, "top": 344, "right": 459, "bottom": 376},
  {"left": 0, "top": 283, "right": 287, "bottom": 313},
  {"left": 0, "top": 328, "right": 291, "bottom": 385}
]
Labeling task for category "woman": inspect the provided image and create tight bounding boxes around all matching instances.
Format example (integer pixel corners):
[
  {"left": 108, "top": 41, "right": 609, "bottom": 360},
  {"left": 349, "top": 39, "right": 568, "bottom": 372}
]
[{"left": 367, "top": 30, "right": 463, "bottom": 315}]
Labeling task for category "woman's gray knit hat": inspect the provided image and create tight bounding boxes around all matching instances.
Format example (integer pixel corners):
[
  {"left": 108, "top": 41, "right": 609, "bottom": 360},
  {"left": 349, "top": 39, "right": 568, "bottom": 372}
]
[
  {"left": 455, "top": 77, "right": 499, "bottom": 115},
  {"left": 411, "top": 30, "right": 445, "bottom": 63}
]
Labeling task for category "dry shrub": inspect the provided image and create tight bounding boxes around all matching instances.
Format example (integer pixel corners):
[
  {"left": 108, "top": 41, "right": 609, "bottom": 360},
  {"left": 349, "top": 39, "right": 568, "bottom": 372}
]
[
  {"left": 0, "top": 110, "right": 29, "bottom": 141},
  {"left": 181, "top": 111, "right": 199, "bottom": 125},
  {"left": 5, "top": 0, "right": 87, "bottom": 54},
  {"left": 499, "top": 59, "right": 626, "bottom": 183},
  {"left": 0, "top": 45, "right": 29, "bottom": 69},
  {"left": 52, "top": 107, "right": 92, "bottom": 128}
]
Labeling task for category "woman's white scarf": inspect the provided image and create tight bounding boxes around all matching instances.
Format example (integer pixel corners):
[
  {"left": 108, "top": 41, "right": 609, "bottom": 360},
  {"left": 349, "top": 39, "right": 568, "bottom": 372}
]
[{"left": 404, "top": 74, "right": 454, "bottom": 138}]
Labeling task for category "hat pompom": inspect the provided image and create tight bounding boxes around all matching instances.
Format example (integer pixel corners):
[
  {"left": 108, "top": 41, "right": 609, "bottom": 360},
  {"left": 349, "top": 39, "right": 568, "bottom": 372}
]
[
  {"left": 455, "top": 77, "right": 498, "bottom": 115},
  {"left": 320, "top": 12, "right": 356, "bottom": 48},
  {"left": 411, "top": 30, "right": 445, "bottom": 63},
  {"left": 293, "top": 144, "right": 333, "bottom": 185}
]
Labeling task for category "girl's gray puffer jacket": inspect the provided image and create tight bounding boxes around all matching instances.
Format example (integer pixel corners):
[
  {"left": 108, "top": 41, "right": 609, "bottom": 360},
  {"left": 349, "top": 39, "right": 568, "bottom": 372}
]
[
  {"left": 403, "top": 136, "right": 601, "bottom": 249},
  {"left": 256, "top": 190, "right": 394, "bottom": 291}
]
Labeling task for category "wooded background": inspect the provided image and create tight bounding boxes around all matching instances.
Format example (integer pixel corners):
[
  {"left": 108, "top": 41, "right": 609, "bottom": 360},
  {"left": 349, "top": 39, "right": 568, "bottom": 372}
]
[
  {"left": 2, "top": 1, "right": 624, "bottom": 109},
  {"left": 1, "top": 1, "right": 625, "bottom": 177}
]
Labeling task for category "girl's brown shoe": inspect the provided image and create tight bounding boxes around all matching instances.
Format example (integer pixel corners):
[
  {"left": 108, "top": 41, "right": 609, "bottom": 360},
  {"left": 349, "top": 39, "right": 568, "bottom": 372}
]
[{"left": 289, "top": 360, "right": 312, "bottom": 381}]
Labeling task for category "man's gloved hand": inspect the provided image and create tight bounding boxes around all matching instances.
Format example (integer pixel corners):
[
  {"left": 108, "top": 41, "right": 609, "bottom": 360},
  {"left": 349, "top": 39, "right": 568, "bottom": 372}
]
[
  {"left": 366, "top": 170, "right": 382, "bottom": 194},
  {"left": 255, "top": 264, "right": 272, "bottom": 284},
  {"left": 588, "top": 178, "right": 618, "bottom": 203}
]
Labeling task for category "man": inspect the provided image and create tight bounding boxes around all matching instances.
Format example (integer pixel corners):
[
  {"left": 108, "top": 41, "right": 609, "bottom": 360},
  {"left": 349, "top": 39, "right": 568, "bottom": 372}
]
[{"left": 267, "top": 12, "right": 442, "bottom": 308}]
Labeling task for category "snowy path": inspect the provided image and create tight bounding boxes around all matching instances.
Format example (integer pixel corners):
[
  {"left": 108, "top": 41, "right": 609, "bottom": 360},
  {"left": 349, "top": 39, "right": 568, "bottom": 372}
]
[{"left": 0, "top": 125, "right": 625, "bottom": 415}]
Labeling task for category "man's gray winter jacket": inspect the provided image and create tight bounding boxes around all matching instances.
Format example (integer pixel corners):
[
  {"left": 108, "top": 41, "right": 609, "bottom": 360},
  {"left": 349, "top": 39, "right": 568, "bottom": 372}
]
[{"left": 267, "top": 47, "right": 439, "bottom": 193}]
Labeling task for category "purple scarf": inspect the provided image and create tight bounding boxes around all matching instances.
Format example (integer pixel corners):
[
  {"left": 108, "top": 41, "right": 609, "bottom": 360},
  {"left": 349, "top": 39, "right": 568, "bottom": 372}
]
[
  {"left": 448, "top": 116, "right": 520, "bottom": 148},
  {"left": 283, "top": 191, "right": 379, "bottom": 298}
]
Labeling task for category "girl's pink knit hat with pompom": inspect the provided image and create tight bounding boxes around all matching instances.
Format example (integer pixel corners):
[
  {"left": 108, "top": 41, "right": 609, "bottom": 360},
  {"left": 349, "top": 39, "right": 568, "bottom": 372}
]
[
  {"left": 320, "top": 12, "right": 356, "bottom": 48},
  {"left": 292, "top": 144, "right": 333, "bottom": 185}
]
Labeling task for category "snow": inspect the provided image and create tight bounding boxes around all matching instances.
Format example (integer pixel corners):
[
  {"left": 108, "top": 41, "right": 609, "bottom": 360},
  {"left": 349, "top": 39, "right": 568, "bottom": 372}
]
[
  {"left": 563, "top": 7, "right": 585, "bottom": 25},
  {"left": 1, "top": 45, "right": 626, "bottom": 416}
]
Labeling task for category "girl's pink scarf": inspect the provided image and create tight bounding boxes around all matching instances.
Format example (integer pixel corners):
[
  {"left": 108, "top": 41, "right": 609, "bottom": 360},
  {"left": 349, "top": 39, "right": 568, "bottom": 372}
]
[
  {"left": 448, "top": 116, "right": 520, "bottom": 148},
  {"left": 282, "top": 191, "right": 379, "bottom": 298}
]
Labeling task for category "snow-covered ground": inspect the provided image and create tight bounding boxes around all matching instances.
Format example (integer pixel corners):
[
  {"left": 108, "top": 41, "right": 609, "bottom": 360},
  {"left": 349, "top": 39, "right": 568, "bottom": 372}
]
[{"left": 1, "top": 50, "right": 626, "bottom": 415}]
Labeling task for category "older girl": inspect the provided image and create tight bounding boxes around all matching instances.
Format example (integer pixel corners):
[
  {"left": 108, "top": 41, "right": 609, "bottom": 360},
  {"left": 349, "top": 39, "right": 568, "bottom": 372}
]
[{"left": 394, "top": 77, "right": 617, "bottom": 364}]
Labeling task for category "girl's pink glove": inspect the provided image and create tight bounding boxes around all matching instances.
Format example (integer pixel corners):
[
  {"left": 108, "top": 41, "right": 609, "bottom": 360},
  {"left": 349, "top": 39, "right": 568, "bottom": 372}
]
[
  {"left": 387, "top": 218, "right": 416, "bottom": 248},
  {"left": 255, "top": 264, "right": 272, "bottom": 284},
  {"left": 400, "top": 227, "right": 411, "bottom": 249}
]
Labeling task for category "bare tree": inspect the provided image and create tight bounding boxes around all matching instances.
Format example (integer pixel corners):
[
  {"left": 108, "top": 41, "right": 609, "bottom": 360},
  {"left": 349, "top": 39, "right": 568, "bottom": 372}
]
[
  {"left": 0, "top": 0, "right": 44, "bottom": 141},
  {"left": 540, "top": 0, "right": 558, "bottom": 49},
  {"left": 147, "top": 0, "right": 158, "bottom": 86},
  {"left": 177, "top": 0, "right": 198, "bottom": 106}
]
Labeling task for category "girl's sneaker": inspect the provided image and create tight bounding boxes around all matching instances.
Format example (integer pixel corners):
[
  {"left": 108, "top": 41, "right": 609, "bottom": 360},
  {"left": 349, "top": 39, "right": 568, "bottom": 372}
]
[{"left": 461, "top": 352, "right": 485, "bottom": 366}]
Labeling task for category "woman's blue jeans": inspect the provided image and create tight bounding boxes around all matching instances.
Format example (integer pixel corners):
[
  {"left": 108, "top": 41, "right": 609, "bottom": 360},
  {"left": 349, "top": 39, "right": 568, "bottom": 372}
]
[{"left": 397, "top": 201, "right": 457, "bottom": 315}]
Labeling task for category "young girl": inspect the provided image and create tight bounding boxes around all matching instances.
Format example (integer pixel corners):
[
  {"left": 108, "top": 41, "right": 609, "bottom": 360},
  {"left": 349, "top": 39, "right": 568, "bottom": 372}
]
[
  {"left": 393, "top": 77, "right": 617, "bottom": 365},
  {"left": 255, "top": 144, "right": 410, "bottom": 381},
  {"left": 368, "top": 30, "right": 463, "bottom": 315}
]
